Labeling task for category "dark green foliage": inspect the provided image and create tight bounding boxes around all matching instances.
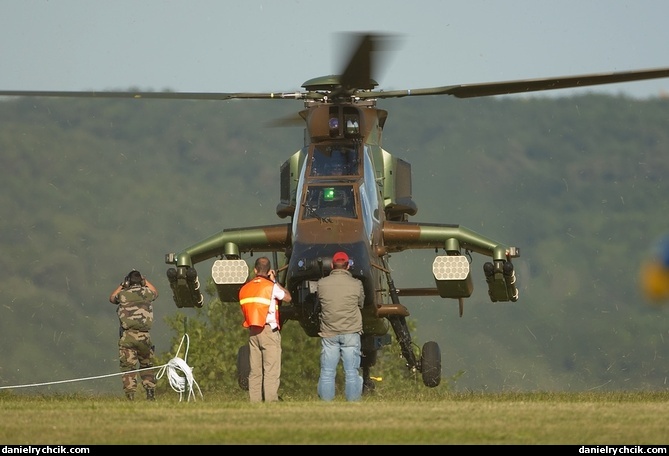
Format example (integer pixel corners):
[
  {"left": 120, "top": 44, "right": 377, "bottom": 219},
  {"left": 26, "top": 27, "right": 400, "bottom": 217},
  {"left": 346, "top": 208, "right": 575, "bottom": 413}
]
[
  {"left": 157, "top": 278, "right": 323, "bottom": 394},
  {"left": 157, "top": 278, "right": 437, "bottom": 396}
]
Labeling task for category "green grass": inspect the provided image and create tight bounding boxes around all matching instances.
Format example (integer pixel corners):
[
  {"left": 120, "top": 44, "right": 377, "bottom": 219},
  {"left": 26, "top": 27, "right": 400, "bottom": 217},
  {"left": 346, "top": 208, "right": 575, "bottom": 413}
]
[{"left": 1, "top": 390, "right": 668, "bottom": 444}]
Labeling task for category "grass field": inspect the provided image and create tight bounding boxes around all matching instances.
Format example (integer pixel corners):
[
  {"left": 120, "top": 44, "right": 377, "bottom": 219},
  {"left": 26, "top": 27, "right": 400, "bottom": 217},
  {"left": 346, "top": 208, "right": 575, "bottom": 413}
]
[{"left": 1, "top": 390, "right": 668, "bottom": 445}]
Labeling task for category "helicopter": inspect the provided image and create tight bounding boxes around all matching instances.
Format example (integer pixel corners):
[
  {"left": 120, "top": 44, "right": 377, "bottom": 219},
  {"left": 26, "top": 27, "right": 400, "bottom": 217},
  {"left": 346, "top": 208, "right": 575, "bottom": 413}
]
[
  {"left": 640, "top": 234, "right": 669, "bottom": 304},
  {"left": 2, "top": 33, "right": 669, "bottom": 391}
]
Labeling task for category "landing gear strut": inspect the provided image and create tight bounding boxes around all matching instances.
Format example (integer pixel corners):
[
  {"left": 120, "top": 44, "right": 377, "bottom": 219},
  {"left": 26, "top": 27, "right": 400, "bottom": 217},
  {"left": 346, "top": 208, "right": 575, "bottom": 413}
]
[
  {"left": 383, "top": 258, "right": 442, "bottom": 388},
  {"left": 361, "top": 348, "right": 377, "bottom": 393}
]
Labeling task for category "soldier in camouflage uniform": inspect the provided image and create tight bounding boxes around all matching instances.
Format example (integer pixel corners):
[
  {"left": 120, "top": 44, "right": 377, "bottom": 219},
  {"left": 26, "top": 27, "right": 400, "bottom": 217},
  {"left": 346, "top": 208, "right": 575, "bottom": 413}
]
[{"left": 109, "top": 270, "right": 159, "bottom": 401}]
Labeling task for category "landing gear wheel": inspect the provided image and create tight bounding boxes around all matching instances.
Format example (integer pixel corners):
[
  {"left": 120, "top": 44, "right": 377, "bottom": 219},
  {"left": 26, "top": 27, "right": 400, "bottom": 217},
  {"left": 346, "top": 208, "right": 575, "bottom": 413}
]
[
  {"left": 236, "top": 344, "right": 250, "bottom": 391},
  {"left": 420, "top": 341, "right": 441, "bottom": 387}
]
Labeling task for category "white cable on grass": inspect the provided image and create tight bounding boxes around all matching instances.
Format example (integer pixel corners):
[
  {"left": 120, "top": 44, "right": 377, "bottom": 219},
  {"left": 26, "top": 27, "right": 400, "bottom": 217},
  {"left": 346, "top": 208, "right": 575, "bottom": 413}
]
[
  {"left": 0, "top": 370, "right": 130, "bottom": 389},
  {"left": 157, "top": 333, "right": 203, "bottom": 402},
  {"left": 0, "top": 333, "right": 203, "bottom": 402}
]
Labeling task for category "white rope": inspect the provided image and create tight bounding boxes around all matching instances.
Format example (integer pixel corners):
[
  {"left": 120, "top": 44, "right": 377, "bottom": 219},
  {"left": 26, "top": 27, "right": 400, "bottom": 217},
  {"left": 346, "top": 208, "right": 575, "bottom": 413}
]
[
  {"left": 0, "top": 333, "right": 203, "bottom": 402},
  {"left": 156, "top": 333, "right": 203, "bottom": 402},
  {"left": 0, "top": 369, "right": 137, "bottom": 390}
]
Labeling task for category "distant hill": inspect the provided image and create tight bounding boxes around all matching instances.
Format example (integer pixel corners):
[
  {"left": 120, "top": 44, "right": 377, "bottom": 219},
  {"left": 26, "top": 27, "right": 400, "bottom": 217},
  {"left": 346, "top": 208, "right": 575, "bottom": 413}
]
[{"left": 1, "top": 93, "right": 668, "bottom": 394}]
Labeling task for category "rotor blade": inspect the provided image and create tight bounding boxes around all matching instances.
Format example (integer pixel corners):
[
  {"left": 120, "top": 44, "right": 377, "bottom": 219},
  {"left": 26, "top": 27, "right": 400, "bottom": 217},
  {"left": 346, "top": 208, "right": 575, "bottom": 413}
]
[
  {"left": 364, "top": 66, "right": 669, "bottom": 100},
  {"left": 265, "top": 113, "right": 305, "bottom": 128},
  {"left": 0, "top": 90, "right": 307, "bottom": 101},
  {"left": 338, "top": 33, "right": 399, "bottom": 92},
  {"left": 339, "top": 33, "right": 375, "bottom": 91},
  {"left": 0, "top": 90, "right": 231, "bottom": 100}
]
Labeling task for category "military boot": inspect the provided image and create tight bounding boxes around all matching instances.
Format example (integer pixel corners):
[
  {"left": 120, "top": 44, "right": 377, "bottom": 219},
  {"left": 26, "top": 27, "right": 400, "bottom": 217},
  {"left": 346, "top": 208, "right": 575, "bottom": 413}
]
[
  {"left": 146, "top": 388, "right": 155, "bottom": 401},
  {"left": 125, "top": 392, "right": 134, "bottom": 401}
]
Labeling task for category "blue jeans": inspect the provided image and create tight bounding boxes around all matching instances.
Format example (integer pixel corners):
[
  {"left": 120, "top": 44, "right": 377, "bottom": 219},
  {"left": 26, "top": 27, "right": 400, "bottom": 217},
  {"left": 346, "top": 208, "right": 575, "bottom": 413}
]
[{"left": 318, "top": 333, "right": 362, "bottom": 401}]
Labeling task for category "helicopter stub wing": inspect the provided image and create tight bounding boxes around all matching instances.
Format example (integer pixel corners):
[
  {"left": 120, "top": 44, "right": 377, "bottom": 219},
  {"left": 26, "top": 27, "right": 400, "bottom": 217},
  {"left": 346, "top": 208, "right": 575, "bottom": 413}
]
[
  {"left": 382, "top": 221, "right": 519, "bottom": 303},
  {"left": 165, "top": 223, "right": 292, "bottom": 308},
  {"left": 382, "top": 221, "right": 517, "bottom": 258}
]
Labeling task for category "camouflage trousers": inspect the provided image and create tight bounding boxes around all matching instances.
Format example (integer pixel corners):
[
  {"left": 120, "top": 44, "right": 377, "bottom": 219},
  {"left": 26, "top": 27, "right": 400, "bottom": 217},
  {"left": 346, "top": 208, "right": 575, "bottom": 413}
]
[{"left": 119, "top": 329, "right": 156, "bottom": 394}]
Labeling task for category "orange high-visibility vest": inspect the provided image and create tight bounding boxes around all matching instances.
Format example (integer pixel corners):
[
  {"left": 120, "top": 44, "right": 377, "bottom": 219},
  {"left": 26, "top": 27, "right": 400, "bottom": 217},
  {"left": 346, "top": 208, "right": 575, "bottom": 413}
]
[{"left": 238, "top": 277, "right": 279, "bottom": 328}]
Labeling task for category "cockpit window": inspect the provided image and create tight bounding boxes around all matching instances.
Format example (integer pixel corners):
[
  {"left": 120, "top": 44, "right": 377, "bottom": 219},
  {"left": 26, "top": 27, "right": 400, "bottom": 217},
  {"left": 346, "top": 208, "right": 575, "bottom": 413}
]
[
  {"left": 302, "top": 185, "right": 357, "bottom": 219},
  {"left": 309, "top": 145, "right": 359, "bottom": 177}
]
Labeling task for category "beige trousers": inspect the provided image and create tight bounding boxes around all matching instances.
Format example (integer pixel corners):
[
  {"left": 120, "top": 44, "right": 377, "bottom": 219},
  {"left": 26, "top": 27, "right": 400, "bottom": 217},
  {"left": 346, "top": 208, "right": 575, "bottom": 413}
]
[{"left": 248, "top": 324, "right": 282, "bottom": 402}]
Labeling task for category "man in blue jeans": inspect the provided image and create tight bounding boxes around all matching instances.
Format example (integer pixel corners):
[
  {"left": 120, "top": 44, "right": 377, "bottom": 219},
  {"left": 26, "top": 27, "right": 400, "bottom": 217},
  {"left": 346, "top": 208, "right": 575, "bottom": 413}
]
[{"left": 316, "top": 251, "right": 365, "bottom": 401}]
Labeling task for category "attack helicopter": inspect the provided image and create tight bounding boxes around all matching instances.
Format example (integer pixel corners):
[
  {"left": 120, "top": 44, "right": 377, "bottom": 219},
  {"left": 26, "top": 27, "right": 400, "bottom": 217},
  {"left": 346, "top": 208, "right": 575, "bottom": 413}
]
[
  {"left": 640, "top": 234, "right": 669, "bottom": 304},
  {"left": 2, "top": 33, "right": 669, "bottom": 391}
]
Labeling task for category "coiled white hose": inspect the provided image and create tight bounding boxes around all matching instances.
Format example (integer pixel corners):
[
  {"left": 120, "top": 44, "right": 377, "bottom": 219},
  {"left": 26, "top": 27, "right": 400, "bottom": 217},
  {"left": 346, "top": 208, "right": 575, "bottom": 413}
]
[{"left": 157, "top": 333, "right": 203, "bottom": 402}]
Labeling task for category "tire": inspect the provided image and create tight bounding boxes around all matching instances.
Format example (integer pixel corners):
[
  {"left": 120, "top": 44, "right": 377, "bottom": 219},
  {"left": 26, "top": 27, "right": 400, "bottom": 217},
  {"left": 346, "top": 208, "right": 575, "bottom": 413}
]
[
  {"left": 236, "top": 344, "right": 250, "bottom": 391},
  {"left": 420, "top": 341, "right": 441, "bottom": 388}
]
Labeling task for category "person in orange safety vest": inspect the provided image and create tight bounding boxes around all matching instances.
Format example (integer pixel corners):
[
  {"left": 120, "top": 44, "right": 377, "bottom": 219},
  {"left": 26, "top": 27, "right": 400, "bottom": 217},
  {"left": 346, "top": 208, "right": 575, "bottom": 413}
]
[{"left": 238, "top": 256, "right": 292, "bottom": 402}]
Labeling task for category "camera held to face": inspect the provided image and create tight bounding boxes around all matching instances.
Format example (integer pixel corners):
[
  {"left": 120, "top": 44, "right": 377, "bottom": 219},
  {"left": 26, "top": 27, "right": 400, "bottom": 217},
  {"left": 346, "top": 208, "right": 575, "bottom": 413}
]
[{"left": 122, "top": 270, "right": 145, "bottom": 288}]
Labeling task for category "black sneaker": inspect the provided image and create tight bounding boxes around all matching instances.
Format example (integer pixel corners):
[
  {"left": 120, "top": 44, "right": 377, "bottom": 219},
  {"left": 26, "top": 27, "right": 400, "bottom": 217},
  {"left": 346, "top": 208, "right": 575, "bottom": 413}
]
[
  {"left": 146, "top": 389, "right": 155, "bottom": 401},
  {"left": 125, "top": 392, "right": 135, "bottom": 401}
]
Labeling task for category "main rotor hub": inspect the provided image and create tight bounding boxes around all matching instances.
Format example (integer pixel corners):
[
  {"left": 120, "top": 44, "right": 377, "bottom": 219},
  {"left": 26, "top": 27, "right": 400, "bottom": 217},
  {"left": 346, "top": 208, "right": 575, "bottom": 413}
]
[{"left": 301, "top": 75, "right": 379, "bottom": 103}]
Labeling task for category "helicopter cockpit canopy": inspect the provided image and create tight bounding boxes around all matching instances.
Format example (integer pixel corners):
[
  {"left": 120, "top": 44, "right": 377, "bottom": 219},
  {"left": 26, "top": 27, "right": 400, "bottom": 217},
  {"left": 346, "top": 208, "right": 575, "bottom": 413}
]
[
  {"left": 309, "top": 144, "right": 360, "bottom": 177},
  {"left": 302, "top": 185, "right": 356, "bottom": 219}
]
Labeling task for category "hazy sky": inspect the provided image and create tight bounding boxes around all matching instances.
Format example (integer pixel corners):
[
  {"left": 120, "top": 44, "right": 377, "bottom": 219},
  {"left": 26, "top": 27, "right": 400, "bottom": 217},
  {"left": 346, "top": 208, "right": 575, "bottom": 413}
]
[{"left": 2, "top": 0, "right": 669, "bottom": 98}]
